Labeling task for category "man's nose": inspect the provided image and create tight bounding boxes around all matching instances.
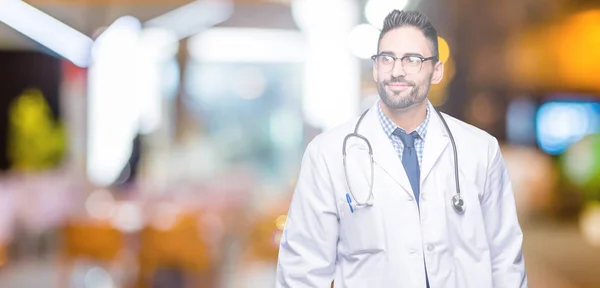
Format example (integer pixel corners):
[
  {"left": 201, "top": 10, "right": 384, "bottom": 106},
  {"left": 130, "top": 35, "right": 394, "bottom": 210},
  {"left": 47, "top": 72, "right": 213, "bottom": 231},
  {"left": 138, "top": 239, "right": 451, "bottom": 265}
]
[{"left": 391, "top": 60, "right": 406, "bottom": 78}]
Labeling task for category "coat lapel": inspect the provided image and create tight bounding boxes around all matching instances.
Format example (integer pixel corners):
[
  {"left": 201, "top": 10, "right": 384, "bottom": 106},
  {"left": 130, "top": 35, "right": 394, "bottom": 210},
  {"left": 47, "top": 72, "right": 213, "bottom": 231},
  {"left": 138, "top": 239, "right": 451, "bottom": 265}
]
[
  {"left": 420, "top": 103, "right": 450, "bottom": 185},
  {"left": 360, "top": 102, "right": 415, "bottom": 200}
]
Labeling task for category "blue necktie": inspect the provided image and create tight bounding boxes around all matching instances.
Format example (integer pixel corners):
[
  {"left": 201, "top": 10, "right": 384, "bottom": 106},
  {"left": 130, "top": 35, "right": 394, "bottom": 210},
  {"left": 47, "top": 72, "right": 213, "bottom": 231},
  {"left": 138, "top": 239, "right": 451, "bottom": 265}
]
[
  {"left": 393, "top": 129, "right": 421, "bottom": 205},
  {"left": 393, "top": 128, "right": 430, "bottom": 288}
]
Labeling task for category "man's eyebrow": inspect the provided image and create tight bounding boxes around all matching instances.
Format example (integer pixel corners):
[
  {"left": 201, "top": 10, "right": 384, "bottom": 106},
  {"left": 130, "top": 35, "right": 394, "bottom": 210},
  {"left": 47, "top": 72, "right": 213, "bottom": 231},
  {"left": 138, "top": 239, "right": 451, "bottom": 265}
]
[
  {"left": 403, "top": 52, "right": 424, "bottom": 57},
  {"left": 378, "top": 51, "right": 425, "bottom": 57}
]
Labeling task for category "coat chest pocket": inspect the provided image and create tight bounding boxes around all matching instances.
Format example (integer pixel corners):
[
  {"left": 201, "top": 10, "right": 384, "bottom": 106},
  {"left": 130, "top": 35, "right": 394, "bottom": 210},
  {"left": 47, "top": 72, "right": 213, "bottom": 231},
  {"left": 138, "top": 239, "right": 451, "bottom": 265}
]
[{"left": 338, "top": 199, "right": 386, "bottom": 255}]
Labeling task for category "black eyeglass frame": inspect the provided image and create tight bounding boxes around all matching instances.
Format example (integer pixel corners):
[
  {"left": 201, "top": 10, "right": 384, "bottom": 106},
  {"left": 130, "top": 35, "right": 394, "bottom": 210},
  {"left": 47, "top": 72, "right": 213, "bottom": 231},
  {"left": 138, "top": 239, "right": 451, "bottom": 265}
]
[{"left": 370, "top": 54, "right": 439, "bottom": 74}]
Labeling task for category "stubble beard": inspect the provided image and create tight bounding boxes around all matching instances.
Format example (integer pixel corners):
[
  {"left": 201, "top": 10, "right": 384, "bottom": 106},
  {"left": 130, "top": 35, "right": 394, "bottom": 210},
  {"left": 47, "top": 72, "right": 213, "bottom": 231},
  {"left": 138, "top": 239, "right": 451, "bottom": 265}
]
[{"left": 377, "top": 76, "right": 431, "bottom": 111}]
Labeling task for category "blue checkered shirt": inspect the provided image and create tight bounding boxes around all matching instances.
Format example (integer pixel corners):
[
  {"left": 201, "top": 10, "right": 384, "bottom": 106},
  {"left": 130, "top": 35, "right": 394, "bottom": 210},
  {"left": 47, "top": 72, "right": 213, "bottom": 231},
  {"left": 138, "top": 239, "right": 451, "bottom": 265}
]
[{"left": 376, "top": 100, "right": 430, "bottom": 166}]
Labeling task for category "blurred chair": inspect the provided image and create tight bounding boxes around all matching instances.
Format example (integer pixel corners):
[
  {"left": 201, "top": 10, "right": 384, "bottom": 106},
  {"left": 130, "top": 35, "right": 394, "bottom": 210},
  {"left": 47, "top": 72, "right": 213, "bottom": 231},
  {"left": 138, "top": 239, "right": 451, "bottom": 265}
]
[
  {"left": 136, "top": 211, "right": 213, "bottom": 288},
  {"left": 59, "top": 220, "right": 125, "bottom": 287}
]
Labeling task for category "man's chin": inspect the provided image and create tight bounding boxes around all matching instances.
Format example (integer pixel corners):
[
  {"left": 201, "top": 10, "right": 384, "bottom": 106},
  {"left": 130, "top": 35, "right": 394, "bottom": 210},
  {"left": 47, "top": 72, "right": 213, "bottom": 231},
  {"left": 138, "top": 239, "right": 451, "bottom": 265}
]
[
  {"left": 383, "top": 100, "right": 412, "bottom": 110},
  {"left": 385, "top": 93, "right": 408, "bottom": 104},
  {"left": 381, "top": 95, "right": 421, "bottom": 110}
]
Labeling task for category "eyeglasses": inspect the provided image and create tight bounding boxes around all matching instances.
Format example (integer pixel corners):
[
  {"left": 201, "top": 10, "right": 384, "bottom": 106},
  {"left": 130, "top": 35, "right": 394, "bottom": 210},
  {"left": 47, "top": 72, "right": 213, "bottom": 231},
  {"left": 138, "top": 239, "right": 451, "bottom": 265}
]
[{"left": 371, "top": 54, "right": 438, "bottom": 74}]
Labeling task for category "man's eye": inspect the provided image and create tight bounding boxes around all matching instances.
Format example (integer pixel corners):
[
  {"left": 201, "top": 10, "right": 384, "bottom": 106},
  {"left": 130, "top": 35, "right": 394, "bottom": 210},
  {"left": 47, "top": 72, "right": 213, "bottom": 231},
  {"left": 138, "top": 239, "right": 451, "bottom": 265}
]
[
  {"left": 407, "top": 56, "right": 420, "bottom": 63},
  {"left": 381, "top": 56, "right": 394, "bottom": 63}
]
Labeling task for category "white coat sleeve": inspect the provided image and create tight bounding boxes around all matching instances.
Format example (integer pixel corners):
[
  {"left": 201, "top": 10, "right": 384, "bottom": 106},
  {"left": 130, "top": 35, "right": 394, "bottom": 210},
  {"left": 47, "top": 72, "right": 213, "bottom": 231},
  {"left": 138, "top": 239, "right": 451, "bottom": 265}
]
[
  {"left": 276, "top": 138, "right": 339, "bottom": 287},
  {"left": 481, "top": 139, "right": 528, "bottom": 287}
]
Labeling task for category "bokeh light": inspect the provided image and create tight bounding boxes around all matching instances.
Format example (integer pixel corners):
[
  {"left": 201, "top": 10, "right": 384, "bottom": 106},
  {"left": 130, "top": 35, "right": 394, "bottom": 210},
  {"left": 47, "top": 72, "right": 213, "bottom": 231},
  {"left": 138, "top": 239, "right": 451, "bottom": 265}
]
[
  {"left": 364, "top": 0, "right": 409, "bottom": 30},
  {"left": 562, "top": 134, "right": 600, "bottom": 196},
  {"left": 437, "top": 36, "right": 450, "bottom": 63},
  {"left": 580, "top": 202, "right": 600, "bottom": 247},
  {"left": 502, "top": 145, "right": 558, "bottom": 216},
  {"left": 275, "top": 215, "right": 287, "bottom": 231},
  {"left": 85, "top": 189, "right": 116, "bottom": 220},
  {"left": 348, "top": 24, "right": 380, "bottom": 59},
  {"left": 536, "top": 102, "right": 600, "bottom": 155}
]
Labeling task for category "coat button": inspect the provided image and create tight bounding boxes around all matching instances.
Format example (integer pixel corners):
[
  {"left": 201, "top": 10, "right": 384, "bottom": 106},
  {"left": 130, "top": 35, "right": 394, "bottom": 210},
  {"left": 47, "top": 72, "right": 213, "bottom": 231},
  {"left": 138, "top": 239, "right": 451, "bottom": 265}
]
[{"left": 427, "top": 245, "right": 435, "bottom": 252}]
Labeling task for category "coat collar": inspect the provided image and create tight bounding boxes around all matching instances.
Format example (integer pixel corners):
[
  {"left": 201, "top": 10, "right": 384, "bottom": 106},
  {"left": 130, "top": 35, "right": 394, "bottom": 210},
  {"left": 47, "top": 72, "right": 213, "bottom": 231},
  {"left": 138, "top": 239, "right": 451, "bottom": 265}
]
[{"left": 359, "top": 100, "right": 450, "bottom": 199}]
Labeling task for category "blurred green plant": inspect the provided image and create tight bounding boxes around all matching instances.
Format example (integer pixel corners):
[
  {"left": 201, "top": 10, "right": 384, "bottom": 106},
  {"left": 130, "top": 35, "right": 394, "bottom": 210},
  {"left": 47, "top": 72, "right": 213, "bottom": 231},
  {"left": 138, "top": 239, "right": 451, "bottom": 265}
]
[{"left": 7, "top": 88, "right": 67, "bottom": 171}]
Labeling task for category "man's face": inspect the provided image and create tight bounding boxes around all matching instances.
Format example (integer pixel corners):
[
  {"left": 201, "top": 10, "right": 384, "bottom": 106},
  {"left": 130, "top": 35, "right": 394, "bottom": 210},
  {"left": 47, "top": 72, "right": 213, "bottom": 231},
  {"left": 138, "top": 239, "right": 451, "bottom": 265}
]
[{"left": 373, "top": 26, "right": 444, "bottom": 110}]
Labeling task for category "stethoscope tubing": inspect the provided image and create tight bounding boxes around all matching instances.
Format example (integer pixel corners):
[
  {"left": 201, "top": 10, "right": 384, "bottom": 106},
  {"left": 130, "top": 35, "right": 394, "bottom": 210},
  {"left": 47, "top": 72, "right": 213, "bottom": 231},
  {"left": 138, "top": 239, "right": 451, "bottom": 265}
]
[{"left": 342, "top": 107, "right": 465, "bottom": 214}]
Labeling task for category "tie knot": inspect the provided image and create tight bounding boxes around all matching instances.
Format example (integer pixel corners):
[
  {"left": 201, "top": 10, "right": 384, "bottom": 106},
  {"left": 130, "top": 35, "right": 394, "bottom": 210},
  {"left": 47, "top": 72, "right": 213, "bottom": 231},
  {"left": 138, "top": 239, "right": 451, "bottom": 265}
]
[{"left": 393, "top": 128, "right": 418, "bottom": 148}]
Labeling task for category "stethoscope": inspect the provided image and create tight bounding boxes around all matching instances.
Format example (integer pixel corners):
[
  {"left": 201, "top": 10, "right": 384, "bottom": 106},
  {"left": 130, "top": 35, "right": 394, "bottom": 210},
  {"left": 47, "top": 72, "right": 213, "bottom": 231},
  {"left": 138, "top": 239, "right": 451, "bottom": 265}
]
[{"left": 342, "top": 107, "right": 466, "bottom": 215}]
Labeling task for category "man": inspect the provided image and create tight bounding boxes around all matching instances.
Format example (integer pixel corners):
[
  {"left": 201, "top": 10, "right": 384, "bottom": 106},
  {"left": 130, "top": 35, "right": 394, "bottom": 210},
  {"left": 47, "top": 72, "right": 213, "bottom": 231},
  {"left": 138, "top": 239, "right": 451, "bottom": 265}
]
[{"left": 276, "top": 10, "right": 527, "bottom": 288}]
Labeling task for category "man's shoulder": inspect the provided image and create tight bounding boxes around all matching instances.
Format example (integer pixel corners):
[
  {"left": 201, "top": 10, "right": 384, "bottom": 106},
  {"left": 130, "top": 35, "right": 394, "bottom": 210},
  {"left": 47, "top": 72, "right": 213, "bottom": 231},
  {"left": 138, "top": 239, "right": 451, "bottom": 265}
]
[
  {"left": 439, "top": 112, "right": 500, "bottom": 154},
  {"left": 304, "top": 116, "right": 363, "bottom": 156}
]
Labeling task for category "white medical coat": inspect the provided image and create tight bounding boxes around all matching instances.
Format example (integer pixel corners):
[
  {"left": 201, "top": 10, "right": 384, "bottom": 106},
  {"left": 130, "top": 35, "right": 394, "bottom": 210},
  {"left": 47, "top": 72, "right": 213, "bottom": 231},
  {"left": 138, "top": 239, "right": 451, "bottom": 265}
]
[{"left": 276, "top": 101, "right": 528, "bottom": 288}]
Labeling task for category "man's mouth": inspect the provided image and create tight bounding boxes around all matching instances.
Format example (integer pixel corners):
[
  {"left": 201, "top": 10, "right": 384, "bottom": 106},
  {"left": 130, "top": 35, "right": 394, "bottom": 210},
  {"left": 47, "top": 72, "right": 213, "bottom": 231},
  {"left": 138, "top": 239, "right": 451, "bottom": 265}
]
[{"left": 387, "top": 82, "right": 412, "bottom": 92}]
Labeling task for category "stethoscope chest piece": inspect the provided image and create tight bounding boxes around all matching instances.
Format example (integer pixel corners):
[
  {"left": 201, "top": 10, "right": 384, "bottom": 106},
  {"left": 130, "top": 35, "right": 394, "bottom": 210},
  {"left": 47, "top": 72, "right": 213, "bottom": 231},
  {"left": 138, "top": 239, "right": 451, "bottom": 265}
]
[{"left": 451, "top": 194, "right": 466, "bottom": 214}]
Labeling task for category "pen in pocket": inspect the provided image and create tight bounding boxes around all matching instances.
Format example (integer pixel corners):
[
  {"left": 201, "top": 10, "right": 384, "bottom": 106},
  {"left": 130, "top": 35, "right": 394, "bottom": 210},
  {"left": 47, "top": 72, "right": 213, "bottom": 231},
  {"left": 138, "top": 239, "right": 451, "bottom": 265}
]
[{"left": 346, "top": 193, "right": 354, "bottom": 213}]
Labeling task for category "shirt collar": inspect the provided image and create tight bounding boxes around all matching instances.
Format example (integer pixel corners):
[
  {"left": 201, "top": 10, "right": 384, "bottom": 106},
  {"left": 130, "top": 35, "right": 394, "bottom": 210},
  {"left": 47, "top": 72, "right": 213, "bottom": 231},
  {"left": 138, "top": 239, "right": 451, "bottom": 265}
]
[{"left": 376, "top": 99, "right": 430, "bottom": 141}]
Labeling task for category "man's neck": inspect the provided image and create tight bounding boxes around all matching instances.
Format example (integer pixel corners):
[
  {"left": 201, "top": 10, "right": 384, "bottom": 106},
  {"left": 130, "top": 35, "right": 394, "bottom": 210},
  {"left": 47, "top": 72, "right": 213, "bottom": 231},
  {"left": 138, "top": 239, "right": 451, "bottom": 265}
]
[{"left": 380, "top": 100, "right": 428, "bottom": 133}]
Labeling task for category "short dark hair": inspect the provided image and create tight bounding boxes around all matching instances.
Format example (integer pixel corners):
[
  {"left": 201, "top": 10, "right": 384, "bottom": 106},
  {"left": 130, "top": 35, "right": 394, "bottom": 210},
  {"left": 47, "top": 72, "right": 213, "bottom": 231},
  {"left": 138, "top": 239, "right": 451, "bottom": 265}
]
[{"left": 377, "top": 10, "right": 439, "bottom": 61}]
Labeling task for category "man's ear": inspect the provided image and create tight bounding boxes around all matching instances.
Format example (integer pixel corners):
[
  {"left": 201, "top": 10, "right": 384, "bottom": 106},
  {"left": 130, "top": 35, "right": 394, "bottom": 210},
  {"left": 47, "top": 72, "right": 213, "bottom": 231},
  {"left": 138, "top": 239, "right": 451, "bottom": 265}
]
[{"left": 430, "top": 61, "right": 444, "bottom": 84}]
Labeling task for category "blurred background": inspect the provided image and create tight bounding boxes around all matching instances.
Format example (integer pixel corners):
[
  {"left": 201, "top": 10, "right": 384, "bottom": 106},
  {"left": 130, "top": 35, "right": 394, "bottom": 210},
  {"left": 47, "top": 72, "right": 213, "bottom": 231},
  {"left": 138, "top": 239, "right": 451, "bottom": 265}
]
[{"left": 0, "top": 0, "right": 599, "bottom": 287}]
